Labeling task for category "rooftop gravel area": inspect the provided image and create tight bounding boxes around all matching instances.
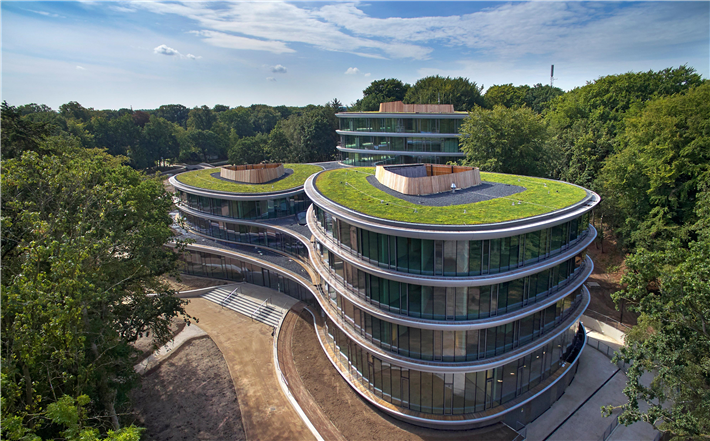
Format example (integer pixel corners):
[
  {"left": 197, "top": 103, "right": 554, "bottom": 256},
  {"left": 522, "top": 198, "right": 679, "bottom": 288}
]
[
  {"left": 315, "top": 167, "right": 588, "bottom": 225},
  {"left": 175, "top": 163, "right": 322, "bottom": 193}
]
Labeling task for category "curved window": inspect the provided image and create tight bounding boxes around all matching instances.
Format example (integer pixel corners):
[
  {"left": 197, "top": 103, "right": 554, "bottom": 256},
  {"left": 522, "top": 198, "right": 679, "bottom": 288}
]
[
  {"left": 325, "top": 318, "right": 581, "bottom": 415},
  {"left": 341, "top": 135, "right": 459, "bottom": 153},
  {"left": 178, "top": 249, "right": 313, "bottom": 303},
  {"left": 339, "top": 152, "right": 463, "bottom": 167},
  {"left": 339, "top": 118, "right": 462, "bottom": 134},
  {"left": 318, "top": 246, "right": 584, "bottom": 320},
  {"left": 315, "top": 207, "right": 589, "bottom": 276},
  {"left": 328, "top": 288, "right": 581, "bottom": 362},
  {"left": 178, "top": 191, "right": 310, "bottom": 219},
  {"left": 180, "top": 213, "right": 309, "bottom": 260}
]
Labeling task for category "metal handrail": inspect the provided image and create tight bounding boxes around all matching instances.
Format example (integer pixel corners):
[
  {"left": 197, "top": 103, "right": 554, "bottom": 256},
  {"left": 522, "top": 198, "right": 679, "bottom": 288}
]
[
  {"left": 584, "top": 309, "right": 631, "bottom": 331},
  {"left": 220, "top": 286, "right": 240, "bottom": 308},
  {"left": 251, "top": 297, "right": 271, "bottom": 322}
]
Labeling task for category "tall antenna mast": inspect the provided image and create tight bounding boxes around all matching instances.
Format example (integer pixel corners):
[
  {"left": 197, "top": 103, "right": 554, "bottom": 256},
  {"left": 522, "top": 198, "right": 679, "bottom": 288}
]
[{"left": 550, "top": 65, "right": 556, "bottom": 88}]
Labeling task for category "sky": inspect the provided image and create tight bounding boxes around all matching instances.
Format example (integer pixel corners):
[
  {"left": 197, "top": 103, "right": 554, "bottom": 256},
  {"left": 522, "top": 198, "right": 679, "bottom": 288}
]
[{"left": 2, "top": 1, "right": 708, "bottom": 110}]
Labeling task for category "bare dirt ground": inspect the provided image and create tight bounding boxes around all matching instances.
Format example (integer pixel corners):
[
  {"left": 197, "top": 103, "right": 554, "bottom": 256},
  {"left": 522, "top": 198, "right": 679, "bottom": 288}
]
[
  {"left": 290, "top": 311, "right": 515, "bottom": 441},
  {"left": 131, "top": 337, "right": 246, "bottom": 441},
  {"left": 132, "top": 317, "right": 186, "bottom": 363},
  {"left": 585, "top": 229, "right": 639, "bottom": 327},
  {"left": 184, "top": 298, "right": 314, "bottom": 441}
]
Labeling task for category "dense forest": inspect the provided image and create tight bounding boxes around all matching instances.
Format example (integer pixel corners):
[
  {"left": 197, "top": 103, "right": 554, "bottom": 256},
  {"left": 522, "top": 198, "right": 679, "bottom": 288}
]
[
  {"left": 2, "top": 66, "right": 708, "bottom": 439},
  {"left": 7, "top": 100, "right": 343, "bottom": 169}
]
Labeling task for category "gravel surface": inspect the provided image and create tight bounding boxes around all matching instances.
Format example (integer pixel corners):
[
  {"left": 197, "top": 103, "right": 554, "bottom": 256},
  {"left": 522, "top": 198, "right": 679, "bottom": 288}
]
[
  {"left": 209, "top": 168, "right": 294, "bottom": 185},
  {"left": 366, "top": 176, "right": 526, "bottom": 207}
]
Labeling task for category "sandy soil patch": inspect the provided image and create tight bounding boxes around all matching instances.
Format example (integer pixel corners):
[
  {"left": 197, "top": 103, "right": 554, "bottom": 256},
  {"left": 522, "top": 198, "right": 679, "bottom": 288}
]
[{"left": 131, "top": 337, "right": 246, "bottom": 441}]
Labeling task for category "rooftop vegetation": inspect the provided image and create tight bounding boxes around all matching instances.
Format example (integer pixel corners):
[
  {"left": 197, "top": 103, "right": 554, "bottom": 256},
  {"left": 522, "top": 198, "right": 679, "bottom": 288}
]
[
  {"left": 315, "top": 167, "right": 587, "bottom": 225},
  {"left": 175, "top": 163, "right": 323, "bottom": 193}
]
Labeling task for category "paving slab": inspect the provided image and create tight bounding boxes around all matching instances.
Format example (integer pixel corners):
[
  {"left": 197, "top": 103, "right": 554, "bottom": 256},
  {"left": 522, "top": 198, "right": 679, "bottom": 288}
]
[{"left": 526, "top": 347, "right": 618, "bottom": 440}]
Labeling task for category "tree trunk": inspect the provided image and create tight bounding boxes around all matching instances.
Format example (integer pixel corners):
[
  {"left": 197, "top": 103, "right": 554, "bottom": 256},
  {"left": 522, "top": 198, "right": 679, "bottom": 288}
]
[{"left": 23, "top": 363, "right": 33, "bottom": 406}]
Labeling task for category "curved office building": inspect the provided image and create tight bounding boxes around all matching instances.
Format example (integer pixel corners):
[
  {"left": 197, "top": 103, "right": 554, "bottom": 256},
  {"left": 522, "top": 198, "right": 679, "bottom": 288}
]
[
  {"left": 169, "top": 163, "right": 323, "bottom": 302},
  {"left": 171, "top": 160, "right": 599, "bottom": 430},
  {"left": 336, "top": 102, "right": 468, "bottom": 166},
  {"left": 303, "top": 165, "right": 599, "bottom": 428}
]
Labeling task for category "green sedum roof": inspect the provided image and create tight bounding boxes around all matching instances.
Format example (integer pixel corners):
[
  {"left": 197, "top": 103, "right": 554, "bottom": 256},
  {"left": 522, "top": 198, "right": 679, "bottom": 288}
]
[
  {"left": 175, "top": 163, "right": 323, "bottom": 194},
  {"left": 314, "top": 167, "right": 588, "bottom": 225}
]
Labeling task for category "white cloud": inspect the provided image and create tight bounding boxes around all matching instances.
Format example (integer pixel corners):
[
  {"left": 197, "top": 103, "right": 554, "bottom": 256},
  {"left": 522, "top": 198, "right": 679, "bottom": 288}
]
[
  {"left": 266, "top": 77, "right": 276, "bottom": 82},
  {"left": 189, "top": 30, "right": 295, "bottom": 54},
  {"left": 364, "top": 73, "right": 371, "bottom": 77},
  {"left": 271, "top": 64, "right": 287, "bottom": 74},
  {"left": 153, "top": 44, "right": 202, "bottom": 60},
  {"left": 26, "top": 9, "right": 62, "bottom": 18},
  {"left": 154, "top": 44, "right": 180, "bottom": 56},
  {"left": 134, "top": 2, "right": 433, "bottom": 60},
  {"left": 345, "top": 67, "right": 360, "bottom": 75},
  {"left": 76, "top": 66, "right": 86, "bottom": 70}
]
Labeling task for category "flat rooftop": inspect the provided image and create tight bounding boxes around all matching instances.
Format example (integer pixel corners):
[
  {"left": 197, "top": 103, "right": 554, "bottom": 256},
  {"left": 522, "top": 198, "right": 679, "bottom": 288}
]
[
  {"left": 175, "top": 163, "right": 323, "bottom": 194},
  {"left": 314, "top": 167, "right": 588, "bottom": 225}
]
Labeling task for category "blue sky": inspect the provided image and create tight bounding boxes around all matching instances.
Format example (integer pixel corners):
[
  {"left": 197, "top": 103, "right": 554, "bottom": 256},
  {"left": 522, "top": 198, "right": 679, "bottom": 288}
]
[{"left": 2, "top": 1, "right": 708, "bottom": 110}]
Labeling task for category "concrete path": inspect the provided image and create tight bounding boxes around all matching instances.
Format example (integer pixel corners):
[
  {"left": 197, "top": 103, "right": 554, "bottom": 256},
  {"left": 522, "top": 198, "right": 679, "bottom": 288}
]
[
  {"left": 526, "top": 333, "right": 658, "bottom": 441},
  {"left": 185, "top": 296, "right": 315, "bottom": 441},
  {"left": 134, "top": 324, "right": 208, "bottom": 375}
]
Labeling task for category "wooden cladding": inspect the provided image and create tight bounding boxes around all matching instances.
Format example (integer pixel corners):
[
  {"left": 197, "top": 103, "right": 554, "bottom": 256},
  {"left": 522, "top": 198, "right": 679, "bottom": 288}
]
[
  {"left": 220, "top": 163, "right": 285, "bottom": 184},
  {"left": 375, "top": 164, "right": 481, "bottom": 195},
  {"left": 378, "top": 101, "right": 455, "bottom": 114}
]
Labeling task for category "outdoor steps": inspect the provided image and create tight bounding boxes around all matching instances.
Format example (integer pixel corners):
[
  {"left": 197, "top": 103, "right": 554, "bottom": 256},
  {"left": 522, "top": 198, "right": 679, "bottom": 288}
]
[{"left": 202, "top": 286, "right": 283, "bottom": 328}]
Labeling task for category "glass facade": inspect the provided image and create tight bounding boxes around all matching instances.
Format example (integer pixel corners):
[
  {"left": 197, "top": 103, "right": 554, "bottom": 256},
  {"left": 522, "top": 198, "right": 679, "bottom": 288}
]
[
  {"left": 173, "top": 157, "right": 597, "bottom": 425},
  {"left": 180, "top": 249, "right": 313, "bottom": 302},
  {"left": 181, "top": 213, "right": 309, "bottom": 261},
  {"left": 325, "top": 317, "right": 582, "bottom": 415},
  {"left": 340, "top": 152, "right": 463, "bottom": 167},
  {"left": 341, "top": 135, "right": 460, "bottom": 153},
  {"left": 339, "top": 117, "right": 462, "bottom": 134},
  {"left": 178, "top": 190, "right": 310, "bottom": 220},
  {"left": 326, "top": 287, "right": 581, "bottom": 362},
  {"left": 315, "top": 207, "right": 589, "bottom": 277},
  {"left": 319, "top": 246, "right": 584, "bottom": 320}
]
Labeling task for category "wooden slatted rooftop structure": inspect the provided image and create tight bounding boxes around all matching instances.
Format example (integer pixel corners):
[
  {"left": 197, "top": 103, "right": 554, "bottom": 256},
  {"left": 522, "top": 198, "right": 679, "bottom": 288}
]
[
  {"left": 378, "top": 101, "right": 455, "bottom": 114},
  {"left": 221, "top": 163, "right": 285, "bottom": 184},
  {"left": 376, "top": 164, "right": 481, "bottom": 195}
]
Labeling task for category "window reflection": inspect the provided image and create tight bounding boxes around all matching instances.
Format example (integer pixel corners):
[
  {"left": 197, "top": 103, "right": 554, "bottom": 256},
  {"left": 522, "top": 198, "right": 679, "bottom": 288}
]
[
  {"left": 314, "top": 207, "right": 590, "bottom": 278},
  {"left": 326, "top": 317, "right": 583, "bottom": 415}
]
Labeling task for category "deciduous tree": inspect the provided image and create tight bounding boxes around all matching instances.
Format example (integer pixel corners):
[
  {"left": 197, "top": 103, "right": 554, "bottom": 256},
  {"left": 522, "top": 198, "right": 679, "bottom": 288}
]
[{"left": 459, "top": 105, "right": 553, "bottom": 177}]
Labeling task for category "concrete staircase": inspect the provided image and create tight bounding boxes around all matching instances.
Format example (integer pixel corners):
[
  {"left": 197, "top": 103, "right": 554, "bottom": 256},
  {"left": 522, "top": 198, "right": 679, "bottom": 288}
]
[{"left": 202, "top": 286, "right": 283, "bottom": 328}]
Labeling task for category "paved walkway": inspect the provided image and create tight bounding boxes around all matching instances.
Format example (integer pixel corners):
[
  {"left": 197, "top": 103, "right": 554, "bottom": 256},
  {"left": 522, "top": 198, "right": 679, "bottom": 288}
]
[
  {"left": 526, "top": 332, "right": 658, "bottom": 441},
  {"left": 185, "top": 295, "right": 315, "bottom": 441},
  {"left": 134, "top": 323, "right": 208, "bottom": 375}
]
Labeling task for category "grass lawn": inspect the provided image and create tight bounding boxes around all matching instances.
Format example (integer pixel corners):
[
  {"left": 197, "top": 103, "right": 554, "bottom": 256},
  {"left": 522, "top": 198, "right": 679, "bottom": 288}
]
[
  {"left": 315, "top": 167, "right": 587, "bottom": 225},
  {"left": 175, "top": 163, "right": 322, "bottom": 193}
]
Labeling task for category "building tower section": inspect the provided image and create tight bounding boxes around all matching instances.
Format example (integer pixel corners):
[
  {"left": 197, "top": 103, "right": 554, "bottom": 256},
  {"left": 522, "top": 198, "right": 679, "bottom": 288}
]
[
  {"left": 304, "top": 166, "right": 600, "bottom": 428},
  {"left": 336, "top": 102, "right": 468, "bottom": 166}
]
